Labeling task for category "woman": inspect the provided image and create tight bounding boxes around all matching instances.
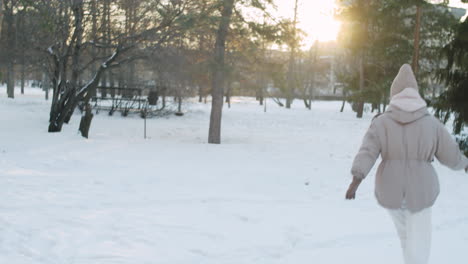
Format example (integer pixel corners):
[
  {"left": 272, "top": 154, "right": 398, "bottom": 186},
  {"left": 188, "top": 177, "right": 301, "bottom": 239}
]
[{"left": 345, "top": 64, "right": 468, "bottom": 264}]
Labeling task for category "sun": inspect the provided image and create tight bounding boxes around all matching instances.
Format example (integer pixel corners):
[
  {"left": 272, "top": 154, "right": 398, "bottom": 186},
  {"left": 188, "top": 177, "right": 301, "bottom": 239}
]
[{"left": 274, "top": 0, "right": 341, "bottom": 48}]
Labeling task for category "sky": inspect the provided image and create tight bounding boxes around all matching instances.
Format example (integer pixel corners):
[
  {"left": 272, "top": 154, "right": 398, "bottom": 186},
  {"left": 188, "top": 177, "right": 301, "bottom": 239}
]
[
  {"left": 274, "top": 0, "right": 468, "bottom": 49},
  {"left": 273, "top": 0, "right": 339, "bottom": 47}
]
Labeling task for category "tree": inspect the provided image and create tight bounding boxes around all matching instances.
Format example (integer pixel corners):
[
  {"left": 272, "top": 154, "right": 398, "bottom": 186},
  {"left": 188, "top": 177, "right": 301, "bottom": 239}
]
[
  {"left": 337, "top": 0, "right": 456, "bottom": 116},
  {"left": 207, "top": 0, "right": 275, "bottom": 143},
  {"left": 301, "top": 41, "right": 319, "bottom": 110},
  {"left": 208, "top": 0, "right": 235, "bottom": 144},
  {"left": 223, "top": 7, "right": 281, "bottom": 106},
  {"left": 0, "top": 0, "right": 18, "bottom": 98},
  {"left": 410, "top": 0, "right": 450, "bottom": 77},
  {"left": 435, "top": 18, "right": 468, "bottom": 154},
  {"left": 285, "top": 0, "right": 299, "bottom": 109},
  {"left": 25, "top": 0, "right": 192, "bottom": 137},
  {"left": 182, "top": 0, "right": 218, "bottom": 103},
  {"left": 337, "top": 0, "right": 373, "bottom": 118}
]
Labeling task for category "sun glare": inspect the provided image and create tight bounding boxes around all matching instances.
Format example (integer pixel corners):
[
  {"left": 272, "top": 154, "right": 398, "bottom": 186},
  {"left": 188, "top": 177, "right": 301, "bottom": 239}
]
[{"left": 274, "top": 0, "right": 341, "bottom": 48}]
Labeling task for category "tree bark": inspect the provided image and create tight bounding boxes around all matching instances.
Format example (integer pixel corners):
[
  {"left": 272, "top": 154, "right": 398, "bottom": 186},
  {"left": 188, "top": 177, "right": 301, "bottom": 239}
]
[
  {"left": 225, "top": 82, "right": 232, "bottom": 108},
  {"left": 4, "top": 0, "right": 15, "bottom": 98},
  {"left": 356, "top": 55, "right": 365, "bottom": 118},
  {"left": 79, "top": 103, "right": 93, "bottom": 138},
  {"left": 177, "top": 96, "right": 182, "bottom": 114},
  {"left": 48, "top": 0, "right": 102, "bottom": 134},
  {"left": 106, "top": 0, "right": 114, "bottom": 97},
  {"left": 64, "top": 0, "right": 84, "bottom": 124},
  {"left": 355, "top": 0, "right": 369, "bottom": 119},
  {"left": 340, "top": 98, "right": 346, "bottom": 113},
  {"left": 199, "top": 85, "right": 203, "bottom": 103},
  {"left": 286, "top": 0, "right": 299, "bottom": 109},
  {"left": 90, "top": 0, "right": 98, "bottom": 98},
  {"left": 42, "top": 71, "right": 50, "bottom": 100},
  {"left": 6, "top": 62, "right": 14, "bottom": 98},
  {"left": 307, "top": 43, "right": 318, "bottom": 110},
  {"left": 18, "top": 10, "right": 25, "bottom": 95},
  {"left": 208, "top": 0, "right": 235, "bottom": 144},
  {"left": 75, "top": 51, "right": 120, "bottom": 137},
  {"left": 20, "top": 60, "right": 25, "bottom": 94},
  {"left": 258, "top": 87, "right": 264, "bottom": 106}
]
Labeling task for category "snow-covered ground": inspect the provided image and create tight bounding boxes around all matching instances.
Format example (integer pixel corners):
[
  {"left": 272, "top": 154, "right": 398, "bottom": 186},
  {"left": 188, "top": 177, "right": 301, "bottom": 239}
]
[{"left": 1, "top": 87, "right": 467, "bottom": 264}]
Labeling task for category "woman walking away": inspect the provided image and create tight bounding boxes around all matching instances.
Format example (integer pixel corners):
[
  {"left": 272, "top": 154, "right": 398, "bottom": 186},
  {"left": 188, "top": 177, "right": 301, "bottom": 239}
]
[{"left": 345, "top": 64, "right": 468, "bottom": 264}]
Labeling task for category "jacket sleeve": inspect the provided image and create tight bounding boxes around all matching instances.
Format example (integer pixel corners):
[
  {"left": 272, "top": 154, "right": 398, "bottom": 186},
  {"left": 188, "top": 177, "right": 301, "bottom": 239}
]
[
  {"left": 351, "top": 121, "right": 382, "bottom": 179},
  {"left": 435, "top": 122, "right": 468, "bottom": 170}
]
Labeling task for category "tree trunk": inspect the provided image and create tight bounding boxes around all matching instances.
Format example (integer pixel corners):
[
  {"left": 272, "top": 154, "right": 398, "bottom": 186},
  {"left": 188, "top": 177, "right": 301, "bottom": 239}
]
[
  {"left": 199, "top": 85, "right": 203, "bottom": 103},
  {"left": 286, "top": 0, "right": 299, "bottom": 109},
  {"left": 355, "top": 0, "right": 368, "bottom": 118},
  {"left": 90, "top": 0, "right": 98, "bottom": 98},
  {"left": 118, "top": 68, "right": 124, "bottom": 93},
  {"left": 303, "top": 99, "right": 309, "bottom": 109},
  {"left": 6, "top": 62, "right": 14, "bottom": 98},
  {"left": 109, "top": 70, "right": 115, "bottom": 97},
  {"left": 161, "top": 86, "right": 167, "bottom": 109},
  {"left": 257, "top": 78, "right": 264, "bottom": 106},
  {"left": 412, "top": 3, "right": 422, "bottom": 77},
  {"left": 48, "top": 83, "right": 77, "bottom": 132},
  {"left": 101, "top": 71, "right": 107, "bottom": 95},
  {"left": 48, "top": 0, "right": 119, "bottom": 136},
  {"left": 208, "top": 0, "right": 235, "bottom": 144},
  {"left": 177, "top": 96, "right": 182, "bottom": 113},
  {"left": 42, "top": 71, "right": 50, "bottom": 100},
  {"left": 340, "top": 98, "right": 346, "bottom": 113},
  {"left": 106, "top": 0, "right": 114, "bottom": 95},
  {"left": 20, "top": 61, "right": 25, "bottom": 94},
  {"left": 65, "top": 0, "right": 84, "bottom": 124},
  {"left": 356, "top": 55, "right": 365, "bottom": 118},
  {"left": 79, "top": 103, "right": 94, "bottom": 138},
  {"left": 18, "top": 9, "right": 25, "bottom": 95},
  {"left": 308, "top": 42, "right": 318, "bottom": 110},
  {"left": 4, "top": 2, "right": 15, "bottom": 99},
  {"left": 225, "top": 82, "right": 231, "bottom": 108},
  {"left": 109, "top": 72, "right": 115, "bottom": 97}
]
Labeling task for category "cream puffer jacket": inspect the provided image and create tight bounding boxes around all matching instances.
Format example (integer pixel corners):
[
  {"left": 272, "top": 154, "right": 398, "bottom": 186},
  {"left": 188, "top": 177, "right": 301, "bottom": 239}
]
[{"left": 351, "top": 64, "right": 468, "bottom": 212}]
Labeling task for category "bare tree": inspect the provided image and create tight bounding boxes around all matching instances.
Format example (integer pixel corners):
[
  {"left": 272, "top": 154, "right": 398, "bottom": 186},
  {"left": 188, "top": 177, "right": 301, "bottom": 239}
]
[{"left": 36, "top": 0, "right": 189, "bottom": 137}]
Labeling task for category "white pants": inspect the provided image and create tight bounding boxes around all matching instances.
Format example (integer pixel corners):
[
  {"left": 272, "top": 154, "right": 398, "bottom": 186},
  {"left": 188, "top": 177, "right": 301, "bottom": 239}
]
[{"left": 388, "top": 207, "right": 432, "bottom": 264}]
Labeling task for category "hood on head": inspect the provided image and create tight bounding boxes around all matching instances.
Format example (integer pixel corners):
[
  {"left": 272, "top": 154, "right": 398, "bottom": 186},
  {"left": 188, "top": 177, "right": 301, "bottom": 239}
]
[
  {"left": 386, "top": 64, "right": 427, "bottom": 124},
  {"left": 386, "top": 105, "right": 429, "bottom": 124},
  {"left": 389, "top": 87, "right": 427, "bottom": 112},
  {"left": 390, "top": 64, "right": 418, "bottom": 98}
]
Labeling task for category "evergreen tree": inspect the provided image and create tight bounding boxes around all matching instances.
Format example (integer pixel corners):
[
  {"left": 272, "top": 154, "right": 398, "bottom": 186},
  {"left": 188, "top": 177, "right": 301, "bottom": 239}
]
[{"left": 435, "top": 18, "right": 468, "bottom": 155}]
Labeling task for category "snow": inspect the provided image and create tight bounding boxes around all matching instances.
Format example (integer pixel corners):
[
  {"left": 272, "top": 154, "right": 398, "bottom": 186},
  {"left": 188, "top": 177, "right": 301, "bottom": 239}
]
[
  {"left": 1, "top": 86, "right": 468, "bottom": 264},
  {"left": 47, "top": 46, "right": 54, "bottom": 55}
]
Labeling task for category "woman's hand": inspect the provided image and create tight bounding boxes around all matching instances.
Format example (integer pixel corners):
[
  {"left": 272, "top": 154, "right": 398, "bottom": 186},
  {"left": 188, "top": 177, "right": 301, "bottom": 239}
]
[{"left": 346, "top": 177, "right": 363, "bottom": 200}]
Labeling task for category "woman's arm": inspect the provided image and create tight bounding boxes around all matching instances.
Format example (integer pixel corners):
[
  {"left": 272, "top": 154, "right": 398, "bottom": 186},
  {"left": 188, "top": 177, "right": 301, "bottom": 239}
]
[
  {"left": 346, "top": 176, "right": 363, "bottom": 200},
  {"left": 346, "top": 121, "right": 381, "bottom": 199},
  {"left": 435, "top": 122, "right": 468, "bottom": 171}
]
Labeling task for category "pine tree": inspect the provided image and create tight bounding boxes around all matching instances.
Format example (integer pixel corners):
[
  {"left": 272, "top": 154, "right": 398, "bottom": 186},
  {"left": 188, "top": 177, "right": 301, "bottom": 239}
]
[{"left": 435, "top": 18, "right": 468, "bottom": 154}]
